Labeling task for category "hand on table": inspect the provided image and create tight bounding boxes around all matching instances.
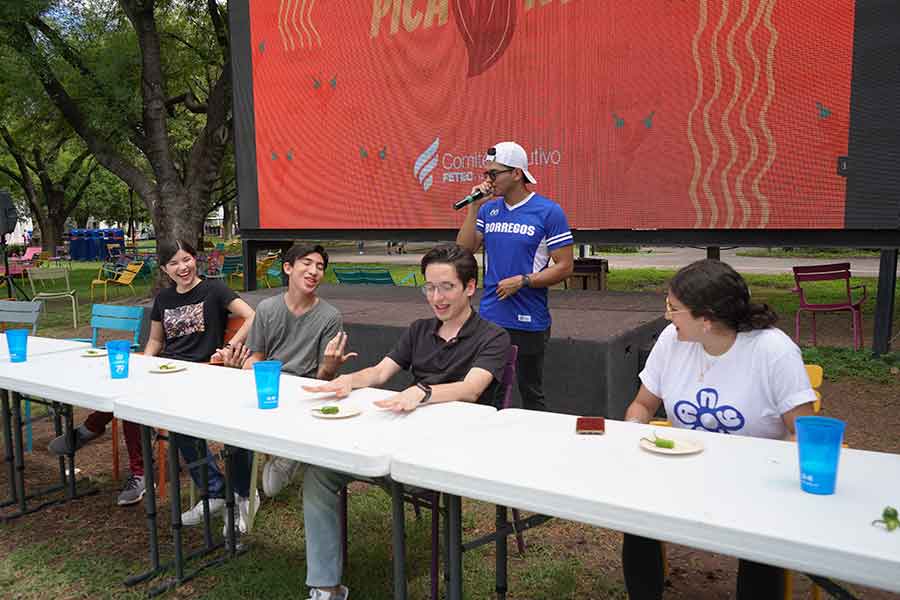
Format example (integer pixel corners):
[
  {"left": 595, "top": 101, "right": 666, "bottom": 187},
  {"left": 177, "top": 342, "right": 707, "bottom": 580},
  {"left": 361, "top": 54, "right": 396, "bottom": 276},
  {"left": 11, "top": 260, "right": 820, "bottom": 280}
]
[
  {"left": 374, "top": 386, "right": 426, "bottom": 413},
  {"left": 303, "top": 374, "right": 353, "bottom": 398}
]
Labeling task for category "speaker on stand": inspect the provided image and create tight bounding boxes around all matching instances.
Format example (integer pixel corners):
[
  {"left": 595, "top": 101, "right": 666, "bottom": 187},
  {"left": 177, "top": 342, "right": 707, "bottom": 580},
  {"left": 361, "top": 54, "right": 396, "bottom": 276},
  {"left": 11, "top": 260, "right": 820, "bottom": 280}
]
[{"left": 0, "top": 190, "right": 30, "bottom": 300}]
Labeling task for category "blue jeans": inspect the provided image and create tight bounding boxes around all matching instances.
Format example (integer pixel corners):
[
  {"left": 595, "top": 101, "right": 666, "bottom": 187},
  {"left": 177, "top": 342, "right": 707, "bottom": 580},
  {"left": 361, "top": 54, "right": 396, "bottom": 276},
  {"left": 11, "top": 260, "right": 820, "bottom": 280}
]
[{"left": 171, "top": 433, "right": 252, "bottom": 499}]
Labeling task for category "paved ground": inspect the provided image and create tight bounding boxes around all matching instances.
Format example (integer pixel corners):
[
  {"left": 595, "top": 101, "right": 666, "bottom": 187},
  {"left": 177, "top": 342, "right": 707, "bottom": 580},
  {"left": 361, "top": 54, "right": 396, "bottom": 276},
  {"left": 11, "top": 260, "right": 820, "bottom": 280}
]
[{"left": 327, "top": 244, "right": 896, "bottom": 277}]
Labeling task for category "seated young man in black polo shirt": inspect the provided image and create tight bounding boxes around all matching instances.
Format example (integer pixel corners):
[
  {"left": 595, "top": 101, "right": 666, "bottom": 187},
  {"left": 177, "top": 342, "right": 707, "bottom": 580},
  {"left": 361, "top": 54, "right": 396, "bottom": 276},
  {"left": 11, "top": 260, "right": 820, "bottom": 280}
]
[{"left": 299, "top": 243, "right": 510, "bottom": 600}]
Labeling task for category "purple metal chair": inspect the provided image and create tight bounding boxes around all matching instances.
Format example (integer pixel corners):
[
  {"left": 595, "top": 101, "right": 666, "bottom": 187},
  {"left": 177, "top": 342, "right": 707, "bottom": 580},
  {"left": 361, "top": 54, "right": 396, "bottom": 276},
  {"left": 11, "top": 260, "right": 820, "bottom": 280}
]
[
  {"left": 792, "top": 263, "right": 867, "bottom": 350},
  {"left": 338, "top": 344, "right": 520, "bottom": 600}
]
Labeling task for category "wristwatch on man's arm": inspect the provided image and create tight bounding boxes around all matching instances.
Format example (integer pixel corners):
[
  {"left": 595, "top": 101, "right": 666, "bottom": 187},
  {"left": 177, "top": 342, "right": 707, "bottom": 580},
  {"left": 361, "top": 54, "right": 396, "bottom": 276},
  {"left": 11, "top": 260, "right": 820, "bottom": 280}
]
[
  {"left": 415, "top": 382, "right": 432, "bottom": 405},
  {"left": 521, "top": 274, "right": 532, "bottom": 288}
]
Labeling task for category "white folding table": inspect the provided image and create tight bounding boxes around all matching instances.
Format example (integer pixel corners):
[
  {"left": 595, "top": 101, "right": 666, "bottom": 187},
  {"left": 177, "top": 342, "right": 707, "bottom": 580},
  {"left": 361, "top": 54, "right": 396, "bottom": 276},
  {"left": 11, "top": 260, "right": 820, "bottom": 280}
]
[
  {"left": 0, "top": 336, "right": 97, "bottom": 519},
  {"left": 391, "top": 408, "right": 900, "bottom": 600},
  {"left": 114, "top": 359, "right": 497, "bottom": 597}
]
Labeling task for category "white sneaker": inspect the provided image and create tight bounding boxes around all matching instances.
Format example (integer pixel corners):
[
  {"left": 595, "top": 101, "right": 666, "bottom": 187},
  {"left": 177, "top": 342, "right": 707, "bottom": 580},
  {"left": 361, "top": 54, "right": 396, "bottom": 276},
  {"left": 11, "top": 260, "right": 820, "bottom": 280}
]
[
  {"left": 307, "top": 586, "right": 349, "bottom": 600},
  {"left": 181, "top": 497, "right": 225, "bottom": 526},
  {"left": 262, "top": 456, "right": 300, "bottom": 497},
  {"left": 221, "top": 490, "right": 259, "bottom": 536}
]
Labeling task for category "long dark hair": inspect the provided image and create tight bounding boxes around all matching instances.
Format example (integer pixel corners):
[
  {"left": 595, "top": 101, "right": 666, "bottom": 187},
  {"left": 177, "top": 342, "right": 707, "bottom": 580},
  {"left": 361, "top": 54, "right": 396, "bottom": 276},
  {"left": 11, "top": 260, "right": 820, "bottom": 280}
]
[{"left": 669, "top": 259, "right": 777, "bottom": 331}]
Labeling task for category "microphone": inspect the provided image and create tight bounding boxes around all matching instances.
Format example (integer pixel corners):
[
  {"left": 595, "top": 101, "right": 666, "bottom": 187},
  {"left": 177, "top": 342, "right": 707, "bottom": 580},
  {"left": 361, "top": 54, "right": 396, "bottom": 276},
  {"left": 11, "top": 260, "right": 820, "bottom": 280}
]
[{"left": 453, "top": 189, "right": 486, "bottom": 210}]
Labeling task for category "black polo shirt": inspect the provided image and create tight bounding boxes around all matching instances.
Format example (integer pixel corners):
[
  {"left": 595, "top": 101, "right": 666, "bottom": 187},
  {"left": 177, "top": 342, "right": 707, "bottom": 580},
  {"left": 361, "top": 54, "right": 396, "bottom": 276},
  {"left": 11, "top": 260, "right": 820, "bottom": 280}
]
[{"left": 387, "top": 309, "right": 511, "bottom": 408}]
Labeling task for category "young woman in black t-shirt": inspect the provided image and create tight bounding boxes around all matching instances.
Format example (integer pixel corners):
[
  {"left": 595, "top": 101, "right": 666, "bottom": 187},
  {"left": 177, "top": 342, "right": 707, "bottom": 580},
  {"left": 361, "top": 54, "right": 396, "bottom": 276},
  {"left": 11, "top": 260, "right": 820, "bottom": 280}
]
[{"left": 144, "top": 239, "right": 256, "bottom": 533}]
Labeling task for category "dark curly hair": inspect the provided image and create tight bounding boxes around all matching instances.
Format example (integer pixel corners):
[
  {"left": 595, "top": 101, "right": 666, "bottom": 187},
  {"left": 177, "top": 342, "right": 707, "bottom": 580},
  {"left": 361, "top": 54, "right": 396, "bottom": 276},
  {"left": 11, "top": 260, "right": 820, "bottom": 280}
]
[{"left": 669, "top": 259, "right": 777, "bottom": 331}]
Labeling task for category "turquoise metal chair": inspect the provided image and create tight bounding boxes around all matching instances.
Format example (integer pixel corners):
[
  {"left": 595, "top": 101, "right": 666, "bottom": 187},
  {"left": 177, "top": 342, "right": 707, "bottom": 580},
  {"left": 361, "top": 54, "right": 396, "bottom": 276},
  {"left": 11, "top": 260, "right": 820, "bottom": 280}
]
[
  {"left": 71, "top": 303, "right": 144, "bottom": 349},
  {"left": 71, "top": 304, "right": 144, "bottom": 478},
  {"left": 0, "top": 300, "right": 43, "bottom": 452}
]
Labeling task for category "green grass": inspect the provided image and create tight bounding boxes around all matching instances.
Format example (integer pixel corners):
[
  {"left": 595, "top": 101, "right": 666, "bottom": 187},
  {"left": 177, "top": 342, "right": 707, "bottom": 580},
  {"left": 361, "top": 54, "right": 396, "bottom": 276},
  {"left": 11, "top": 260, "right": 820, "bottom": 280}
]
[
  {"left": 0, "top": 476, "right": 623, "bottom": 599},
  {"left": 736, "top": 248, "right": 882, "bottom": 259},
  {"left": 801, "top": 346, "right": 900, "bottom": 383}
]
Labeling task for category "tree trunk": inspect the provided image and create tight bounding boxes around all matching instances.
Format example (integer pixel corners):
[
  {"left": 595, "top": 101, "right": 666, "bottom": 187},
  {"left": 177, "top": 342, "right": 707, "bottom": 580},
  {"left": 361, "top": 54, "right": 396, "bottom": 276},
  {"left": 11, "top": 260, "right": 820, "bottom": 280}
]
[{"left": 222, "top": 199, "right": 234, "bottom": 241}]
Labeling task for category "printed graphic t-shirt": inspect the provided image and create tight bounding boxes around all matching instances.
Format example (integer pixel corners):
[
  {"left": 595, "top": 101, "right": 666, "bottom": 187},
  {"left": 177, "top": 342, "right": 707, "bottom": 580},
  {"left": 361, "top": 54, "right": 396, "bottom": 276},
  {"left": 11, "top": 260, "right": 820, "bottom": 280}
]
[
  {"left": 150, "top": 278, "right": 238, "bottom": 363},
  {"left": 639, "top": 324, "right": 816, "bottom": 440},
  {"left": 476, "top": 193, "right": 573, "bottom": 331}
]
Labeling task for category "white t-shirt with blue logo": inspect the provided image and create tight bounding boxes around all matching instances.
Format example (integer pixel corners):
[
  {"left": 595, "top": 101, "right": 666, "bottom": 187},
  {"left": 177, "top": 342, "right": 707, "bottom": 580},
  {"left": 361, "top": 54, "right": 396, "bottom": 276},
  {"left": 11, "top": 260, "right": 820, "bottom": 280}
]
[
  {"left": 476, "top": 192, "right": 573, "bottom": 331},
  {"left": 639, "top": 324, "right": 816, "bottom": 440}
]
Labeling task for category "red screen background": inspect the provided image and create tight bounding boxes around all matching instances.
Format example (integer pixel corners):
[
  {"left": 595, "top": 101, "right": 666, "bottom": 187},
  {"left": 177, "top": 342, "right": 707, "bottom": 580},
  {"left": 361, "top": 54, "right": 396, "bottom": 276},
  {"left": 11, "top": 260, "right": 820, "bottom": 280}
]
[{"left": 248, "top": 0, "right": 854, "bottom": 231}]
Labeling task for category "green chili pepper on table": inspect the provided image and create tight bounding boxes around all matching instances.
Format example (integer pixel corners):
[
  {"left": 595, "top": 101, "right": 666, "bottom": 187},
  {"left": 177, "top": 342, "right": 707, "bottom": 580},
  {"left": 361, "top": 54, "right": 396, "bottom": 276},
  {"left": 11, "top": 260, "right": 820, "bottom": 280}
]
[
  {"left": 319, "top": 406, "right": 340, "bottom": 415},
  {"left": 872, "top": 505, "right": 899, "bottom": 531},
  {"left": 642, "top": 433, "right": 675, "bottom": 449}
]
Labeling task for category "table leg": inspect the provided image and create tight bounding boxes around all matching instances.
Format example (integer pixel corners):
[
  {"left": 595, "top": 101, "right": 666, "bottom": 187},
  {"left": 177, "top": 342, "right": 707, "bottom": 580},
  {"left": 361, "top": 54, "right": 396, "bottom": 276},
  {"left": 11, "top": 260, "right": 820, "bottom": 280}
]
[
  {"left": 1, "top": 391, "right": 17, "bottom": 506},
  {"left": 10, "top": 393, "right": 27, "bottom": 514},
  {"left": 222, "top": 445, "right": 237, "bottom": 556},
  {"left": 168, "top": 432, "right": 185, "bottom": 582},
  {"left": 447, "top": 494, "right": 463, "bottom": 600},
  {"left": 390, "top": 480, "right": 408, "bottom": 600},
  {"left": 125, "top": 425, "right": 162, "bottom": 586},
  {"left": 495, "top": 505, "right": 509, "bottom": 600},
  {"left": 63, "top": 405, "right": 77, "bottom": 499},
  {"left": 198, "top": 440, "right": 214, "bottom": 550},
  {"left": 52, "top": 404, "right": 67, "bottom": 492}
]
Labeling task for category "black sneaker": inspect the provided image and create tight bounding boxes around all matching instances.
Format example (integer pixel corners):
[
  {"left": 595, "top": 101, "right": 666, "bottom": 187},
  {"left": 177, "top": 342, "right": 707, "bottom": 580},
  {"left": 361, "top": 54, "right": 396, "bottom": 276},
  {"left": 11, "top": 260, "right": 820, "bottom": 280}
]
[
  {"left": 48, "top": 425, "right": 103, "bottom": 456},
  {"left": 117, "top": 475, "right": 146, "bottom": 506}
]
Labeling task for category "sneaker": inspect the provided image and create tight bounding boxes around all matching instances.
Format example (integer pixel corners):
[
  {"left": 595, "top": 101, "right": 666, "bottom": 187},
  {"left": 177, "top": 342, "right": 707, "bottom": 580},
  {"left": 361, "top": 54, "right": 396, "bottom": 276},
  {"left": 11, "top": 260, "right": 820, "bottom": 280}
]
[
  {"left": 48, "top": 424, "right": 103, "bottom": 455},
  {"left": 262, "top": 456, "right": 300, "bottom": 497},
  {"left": 221, "top": 490, "right": 259, "bottom": 536},
  {"left": 181, "top": 497, "right": 226, "bottom": 526},
  {"left": 307, "top": 586, "right": 349, "bottom": 600},
  {"left": 117, "top": 475, "right": 146, "bottom": 506}
]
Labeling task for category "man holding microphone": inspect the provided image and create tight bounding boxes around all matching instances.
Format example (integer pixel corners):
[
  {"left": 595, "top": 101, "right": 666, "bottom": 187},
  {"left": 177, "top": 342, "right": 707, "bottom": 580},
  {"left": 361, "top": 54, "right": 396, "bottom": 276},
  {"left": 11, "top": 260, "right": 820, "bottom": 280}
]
[{"left": 457, "top": 141, "right": 574, "bottom": 411}]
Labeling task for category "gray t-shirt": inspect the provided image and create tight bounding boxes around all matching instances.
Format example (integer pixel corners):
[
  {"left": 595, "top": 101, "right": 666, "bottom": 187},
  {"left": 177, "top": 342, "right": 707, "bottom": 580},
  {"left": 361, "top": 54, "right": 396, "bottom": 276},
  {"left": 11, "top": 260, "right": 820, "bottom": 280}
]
[{"left": 247, "top": 295, "right": 342, "bottom": 378}]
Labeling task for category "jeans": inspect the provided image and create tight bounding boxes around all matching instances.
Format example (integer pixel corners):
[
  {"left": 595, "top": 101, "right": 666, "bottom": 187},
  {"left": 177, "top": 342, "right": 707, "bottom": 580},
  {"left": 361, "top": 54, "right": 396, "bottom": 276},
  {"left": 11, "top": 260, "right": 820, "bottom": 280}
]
[
  {"left": 622, "top": 533, "right": 785, "bottom": 599},
  {"left": 303, "top": 465, "right": 421, "bottom": 588},
  {"left": 505, "top": 327, "right": 551, "bottom": 412},
  {"left": 170, "top": 432, "right": 253, "bottom": 499},
  {"left": 84, "top": 411, "right": 143, "bottom": 477}
]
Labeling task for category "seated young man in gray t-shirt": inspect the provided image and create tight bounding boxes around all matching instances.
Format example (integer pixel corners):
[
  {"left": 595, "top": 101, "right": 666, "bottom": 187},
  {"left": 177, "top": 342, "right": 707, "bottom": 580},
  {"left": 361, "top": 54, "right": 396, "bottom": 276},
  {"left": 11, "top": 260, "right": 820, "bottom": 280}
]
[{"left": 220, "top": 243, "right": 356, "bottom": 496}]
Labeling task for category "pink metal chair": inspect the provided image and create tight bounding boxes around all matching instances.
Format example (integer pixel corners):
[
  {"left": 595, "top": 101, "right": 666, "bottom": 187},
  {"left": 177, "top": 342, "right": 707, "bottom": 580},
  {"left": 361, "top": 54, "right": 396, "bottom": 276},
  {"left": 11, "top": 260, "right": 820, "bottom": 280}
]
[{"left": 792, "top": 263, "right": 867, "bottom": 350}]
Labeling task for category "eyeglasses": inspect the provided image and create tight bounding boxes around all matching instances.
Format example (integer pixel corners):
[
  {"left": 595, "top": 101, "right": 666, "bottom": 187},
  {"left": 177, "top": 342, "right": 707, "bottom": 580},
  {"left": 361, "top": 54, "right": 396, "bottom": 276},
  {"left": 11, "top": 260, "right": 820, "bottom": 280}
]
[
  {"left": 483, "top": 168, "right": 515, "bottom": 181},
  {"left": 664, "top": 298, "right": 690, "bottom": 318},
  {"left": 420, "top": 282, "right": 459, "bottom": 296}
]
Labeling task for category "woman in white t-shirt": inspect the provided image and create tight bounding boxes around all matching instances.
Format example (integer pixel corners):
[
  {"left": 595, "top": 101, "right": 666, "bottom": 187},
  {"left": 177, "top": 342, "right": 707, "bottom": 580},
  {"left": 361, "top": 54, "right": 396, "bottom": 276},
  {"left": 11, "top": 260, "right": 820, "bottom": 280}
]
[{"left": 622, "top": 259, "right": 816, "bottom": 599}]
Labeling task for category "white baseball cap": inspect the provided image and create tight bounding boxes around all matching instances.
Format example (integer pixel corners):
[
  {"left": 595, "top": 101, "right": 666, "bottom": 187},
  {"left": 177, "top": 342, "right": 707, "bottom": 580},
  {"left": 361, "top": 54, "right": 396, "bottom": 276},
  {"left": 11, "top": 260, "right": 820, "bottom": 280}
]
[{"left": 485, "top": 141, "right": 536, "bottom": 184}]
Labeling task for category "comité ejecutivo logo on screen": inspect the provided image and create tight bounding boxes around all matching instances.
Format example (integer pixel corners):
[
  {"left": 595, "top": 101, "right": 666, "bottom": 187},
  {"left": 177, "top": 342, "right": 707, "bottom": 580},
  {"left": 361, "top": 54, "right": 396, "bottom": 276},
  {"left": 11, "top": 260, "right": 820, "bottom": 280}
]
[
  {"left": 414, "top": 137, "right": 563, "bottom": 192},
  {"left": 413, "top": 138, "right": 481, "bottom": 192}
]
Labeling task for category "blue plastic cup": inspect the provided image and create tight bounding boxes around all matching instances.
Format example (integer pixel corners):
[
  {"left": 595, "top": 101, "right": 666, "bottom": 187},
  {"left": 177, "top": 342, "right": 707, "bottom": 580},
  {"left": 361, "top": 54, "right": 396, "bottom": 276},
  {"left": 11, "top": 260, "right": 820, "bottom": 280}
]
[
  {"left": 253, "top": 360, "right": 282, "bottom": 409},
  {"left": 107, "top": 340, "right": 131, "bottom": 379},
  {"left": 5, "top": 329, "right": 29, "bottom": 363},
  {"left": 796, "top": 416, "right": 845, "bottom": 495}
]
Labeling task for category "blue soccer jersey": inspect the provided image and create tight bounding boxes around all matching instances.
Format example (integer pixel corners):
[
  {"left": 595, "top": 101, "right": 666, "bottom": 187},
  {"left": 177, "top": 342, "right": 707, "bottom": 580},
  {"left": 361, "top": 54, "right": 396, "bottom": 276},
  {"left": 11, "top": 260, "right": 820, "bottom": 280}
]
[{"left": 476, "top": 193, "right": 573, "bottom": 331}]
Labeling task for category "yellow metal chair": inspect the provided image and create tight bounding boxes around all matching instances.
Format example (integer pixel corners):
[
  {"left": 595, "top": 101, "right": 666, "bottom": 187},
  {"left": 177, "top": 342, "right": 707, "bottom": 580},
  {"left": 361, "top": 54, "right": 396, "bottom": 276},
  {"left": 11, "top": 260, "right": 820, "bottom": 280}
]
[
  {"left": 91, "top": 261, "right": 144, "bottom": 301},
  {"left": 232, "top": 255, "right": 278, "bottom": 288},
  {"left": 649, "top": 364, "right": 825, "bottom": 600}
]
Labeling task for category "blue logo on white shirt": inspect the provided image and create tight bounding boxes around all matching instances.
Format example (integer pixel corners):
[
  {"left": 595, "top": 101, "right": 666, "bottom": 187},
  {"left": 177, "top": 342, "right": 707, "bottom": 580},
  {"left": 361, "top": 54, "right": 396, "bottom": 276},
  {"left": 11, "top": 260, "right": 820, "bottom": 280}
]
[{"left": 673, "top": 388, "right": 745, "bottom": 433}]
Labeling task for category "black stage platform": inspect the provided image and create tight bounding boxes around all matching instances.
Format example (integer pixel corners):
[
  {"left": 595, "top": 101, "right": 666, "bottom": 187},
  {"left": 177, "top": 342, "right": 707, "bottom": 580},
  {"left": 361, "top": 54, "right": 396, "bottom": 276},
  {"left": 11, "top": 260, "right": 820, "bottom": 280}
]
[{"left": 233, "top": 285, "right": 667, "bottom": 418}]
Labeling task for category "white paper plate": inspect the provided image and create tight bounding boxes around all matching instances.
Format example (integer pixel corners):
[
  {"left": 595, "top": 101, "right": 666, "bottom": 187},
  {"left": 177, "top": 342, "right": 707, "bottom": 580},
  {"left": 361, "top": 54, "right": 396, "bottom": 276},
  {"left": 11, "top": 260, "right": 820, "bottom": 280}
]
[
  {"left": 311, "top": 406, "right": 361, "bottom": 420},
  {"left": 150, "top": 364, "right": 187, "bottom": 374},
  {"left": 639, "top": 433, "right": 704, "bottom": 456},
  {"left": 81, "top": 349, "right": 107, "bottom": 357}
]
